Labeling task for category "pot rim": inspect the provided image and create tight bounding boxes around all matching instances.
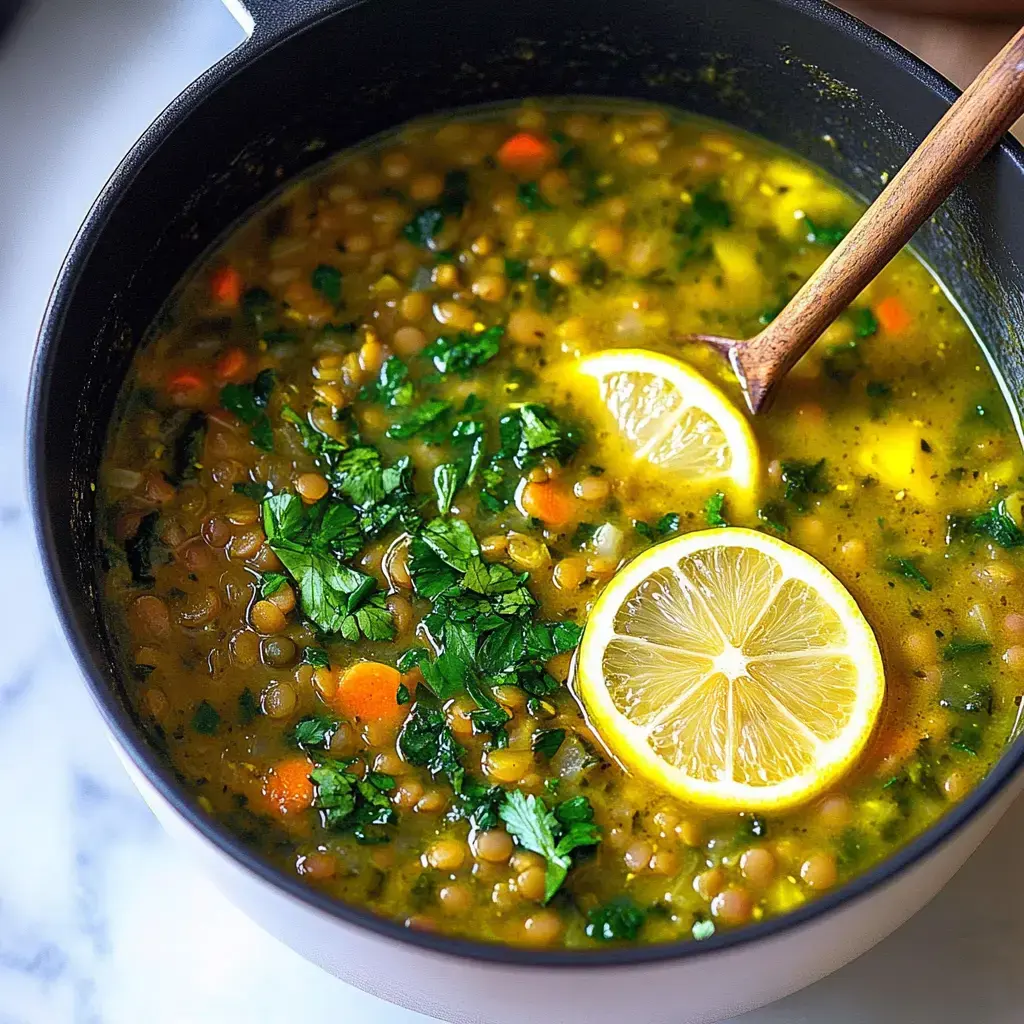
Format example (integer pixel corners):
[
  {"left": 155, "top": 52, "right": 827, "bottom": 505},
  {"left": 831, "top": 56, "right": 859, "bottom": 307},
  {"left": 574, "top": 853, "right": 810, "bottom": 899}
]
[{"left": 27, "top": 0, "right": 1024, "bottom": 969}]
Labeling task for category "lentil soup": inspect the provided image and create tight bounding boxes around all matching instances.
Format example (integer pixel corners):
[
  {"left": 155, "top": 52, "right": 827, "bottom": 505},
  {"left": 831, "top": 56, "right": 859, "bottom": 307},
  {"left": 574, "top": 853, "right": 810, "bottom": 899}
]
[{"left": 99, "top": 102, "right": 1024, "bottom": 948}]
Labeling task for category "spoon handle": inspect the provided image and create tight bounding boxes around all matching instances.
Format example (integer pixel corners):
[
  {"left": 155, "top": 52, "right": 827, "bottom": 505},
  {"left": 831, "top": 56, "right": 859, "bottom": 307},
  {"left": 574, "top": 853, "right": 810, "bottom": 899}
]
[{"left": 741, "top": 24, "right": 1024, "bottom": 412}]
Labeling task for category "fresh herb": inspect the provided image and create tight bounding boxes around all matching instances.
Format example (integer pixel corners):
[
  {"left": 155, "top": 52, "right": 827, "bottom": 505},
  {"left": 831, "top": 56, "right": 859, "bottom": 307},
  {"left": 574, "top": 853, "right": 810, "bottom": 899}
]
[
  {"left": 433, "top": 462, "right": 461, "bottom": 515},
  {"left": 292, "top": 714, "right": 339, "bottom": 749},
  {"left": 371, "top": 357, "right": 414, "bottom": 408},
  {"left": 947, "top": 498, "right": 1024, "bottom": 549},
  {"left": 886, "top": 555, "right": 932, "bottom": 592},
  {"left": 675, "top": 184, "right": 731, "bottom": 266},
  {"left": 396, "top": 683, "right": 411, "bottom": 705},
  {"left": 943, "top": 637, "right": 992, "bottom": 661},
  {"left": 822, "top": 340, "right": 863, "bottom": 384},
  {"left": 532, "top": 728, "right": 566, "bottom": 759},
  {"left": 259, "top": 572, "right": 288, "bottom": 597},
  {"left": 310, "top": 759, "right": 397, "bottom": 840},
  {"left": 281, "top": 405, "right": 348, "bottom": 463},
  {"left": 939, "top": 664, "right": 992, "bottom": 715},
  {"left": 398, "top": 701, "right": 466, "bottom": 792},
  {"left": 532, "top": 272, "right": 566, "bottom": 313},
  {"left": 499, "top": 790, "right": 600, "bottom": 901},
  {"left": 517, "top": 182, "right": 552, "bottom": 211},
  {"left": 757, "top": 501, "right": 788, "bottom": 533},
  {"left": 504, "top": 257, "right": 528, "bottom": 281},
  {"left": 237, "top": 688, "right": 259, "bottom": 724},
  {"left": 634, "top": 513, "right": 681, "bottom": 541},
  {"left": 951, "top": 721, "right": 984, "bottom": 756},
  {"left": 423, "top": 325, "right": 503, "bottom": 376},
  {"left": 191, "top": 700, "right": 220, "bottom": 735},
  {"left": 704, "top": 492, "right": 728, "bottom": 527},
  {"left": 403, "top": 170, "right": 469, "bottom": 248},
  {"left": 780, "top": 459, "right": 830, "bottom": 512},
  {"left": 691, "top": 918, "right": 715, "bottom": 941},
  {"left": 328, "top": 446, "right": 418, "bottom": 538},
  {"left": 234, "top": 480, "right": 270, "bottom": 502},
  {"left": 853, "top": 307, "right": 880, "bottom": 337},
  {"left": 302, "top": 646, "right": 331, "bottom": 668},
  {"left": 585, "top": 897, "right": 646, "bottom": 942},
  {"left": 262, "top": 492, "right": 393, "bottom": 638},
  {"left": 803, "top": 216, "right": 848, "bottom": 246},
  {"left": 386, "top": 399, "right": 451, "bottom": 440},
  {"left": 220, "top": 369, "right": 276, "bottom": 451},
  {"left": 311, "top": 264, "right": 342, "bottom": 304}
]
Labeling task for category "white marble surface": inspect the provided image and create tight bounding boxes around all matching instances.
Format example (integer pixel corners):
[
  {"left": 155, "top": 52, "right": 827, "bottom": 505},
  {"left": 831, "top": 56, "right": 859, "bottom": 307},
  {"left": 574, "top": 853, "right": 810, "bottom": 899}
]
[{"left": 4, "top": 2, "right": 1024, "bottom": 1021}]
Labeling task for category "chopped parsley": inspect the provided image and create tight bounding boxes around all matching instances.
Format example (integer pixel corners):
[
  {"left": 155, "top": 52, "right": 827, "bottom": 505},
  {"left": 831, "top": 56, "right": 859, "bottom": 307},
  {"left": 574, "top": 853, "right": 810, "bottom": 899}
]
[
  {"left": 780, "top": 459, "right": 830, "bottom": 512},
  {"left": 423, "top": 325, "right": 503, "bottom": 376},
  {"left": 532, "top": 728, "right": 566, "bottom": 759},
  {"left": 302, "top": 646, "right": 331, "bottom": 668},
  {"left": 292, "top": 714, "right": 339, "bottom": 749},
  {"left": 516, "top": 182, "right": 552, "bottom": 211},
  {"left": 311, "top": 264, "right": 342, "bottom": 304},
  {"left": 220, "top": 369, "right": 276, "bottom": 451},
  {"left": 499, "top": 790, "right": 600, "bottom": 901},
  {"left": 947, "top": 498, "right": 1024, "bottom": 549},
  {"left": 886, "top": 555, "right": 932, "bottom": 592},
  {"left": 310, "top": 760, "right": 397, "bottom": 841},
  {"left": 675, "top": 184, "right": 731, "bottom": 266},
  {"left": 262, "top": 491, "right": 393, "bottom": 639},
  {"left": 402, "top": 170, "right": 469, "bottom": 248},
  {"left": 586, "top": 896, "right": 646, "bottom": 941},
  {"left": 704, "top": 492, "right": 728, "bottom": 527},
  {"left": 190, "top": 700, "right": 220, "bottom": 735},
  {"left": 803, "top": 216, "right": 848, "bottom": 246}
]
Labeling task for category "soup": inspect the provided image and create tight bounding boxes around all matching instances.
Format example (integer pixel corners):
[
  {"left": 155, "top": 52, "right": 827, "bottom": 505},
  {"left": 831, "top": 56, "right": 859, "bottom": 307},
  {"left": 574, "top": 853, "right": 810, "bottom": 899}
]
[{"left": 98, "top": 102, "right": 1024, "bottom": 948}]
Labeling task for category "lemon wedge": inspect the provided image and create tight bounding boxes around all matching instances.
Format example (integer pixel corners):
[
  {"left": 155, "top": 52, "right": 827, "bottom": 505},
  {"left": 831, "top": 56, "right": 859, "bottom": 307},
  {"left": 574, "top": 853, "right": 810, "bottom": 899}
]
[
  {"left": 575, "top": 349, "right": 759, "bottom": 505},
  {"left": 576, "top": 528, "right": 884, "bottom": 813}
]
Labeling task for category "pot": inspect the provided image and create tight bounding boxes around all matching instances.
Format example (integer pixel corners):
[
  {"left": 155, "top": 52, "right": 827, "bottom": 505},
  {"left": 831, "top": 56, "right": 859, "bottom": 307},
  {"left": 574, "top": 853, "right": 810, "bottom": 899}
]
[{"left": 27, "top": 2, "right": 1024, "bottom": 1021}]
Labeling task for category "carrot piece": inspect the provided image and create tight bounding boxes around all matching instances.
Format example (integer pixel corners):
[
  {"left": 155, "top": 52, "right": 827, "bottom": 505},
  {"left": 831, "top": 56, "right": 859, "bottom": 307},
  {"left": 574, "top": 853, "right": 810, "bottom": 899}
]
[
  {"left": 333, "top": 661, "right": 405, "bottom": 724},
  {"left": 874, "top": 295, "right": 911, "bottom": 334},
  {"left": 520, "top": 480, "right": 576, "bottom": 526},
  {"left": 210, "top": 265, "right": 243, "bottom": 307},
  {"left": 496, "top": 132, "right": 555, "bottom": 177},
  {"left": 165, "top": 367, "right": 208, "bottom": 405},
  {"left": 263, "top": 756, "right": 315, "bottom": 816},
  {"left": 213, "top": 346, "right": 249, "bottom": 383}
]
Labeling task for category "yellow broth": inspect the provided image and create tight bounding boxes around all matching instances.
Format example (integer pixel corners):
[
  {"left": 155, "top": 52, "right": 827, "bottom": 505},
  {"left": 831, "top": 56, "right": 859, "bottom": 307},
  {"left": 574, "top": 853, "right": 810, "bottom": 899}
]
[{"left": 98, "top": 102, "right": 1024, "bottom": 948}]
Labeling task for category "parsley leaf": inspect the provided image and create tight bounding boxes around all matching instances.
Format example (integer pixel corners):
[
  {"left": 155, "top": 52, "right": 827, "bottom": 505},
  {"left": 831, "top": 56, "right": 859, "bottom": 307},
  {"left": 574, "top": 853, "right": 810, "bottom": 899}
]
[
  {"left": 886, "top": 555, "right": 932, "bottom": 592},
  {"left": 586, "top": 896, "right": 646, "bottom": 942},
  {"left": 947, "top": 498, "right": 1024, "bottom": 549},
  {"left": 191, "top": 700, "right": 220, "bottom": 735},
  {"left": 220, "top": 370, "right": 276, "bottom": 451},
  {"left": 423, "top": 325, "right": 503, "bottom": 376},
  {"left": 310, "top": 759, "right": 397, "bottom": 839},
  {"left": 804, "top": 216, "right": 848, "bottom": 246},
  {"left": 329, "top": 447, "right": 417, "bottom": 536},
  {"left": 302, "top": 646, "right": 331, "bottom": 668},
  {"left": 499, "top": 790, "right": 600, "bottom": 901},
  {"left": 386, "top": 399, "right": 451, "bottom": 440},
  {"left": 311, "top": 264, "right": 342, "bottom": 304},
  {"left": 780, "top": 459, "right": 830, "bottom": 512},
  {"left": 398, "top": 702, "right": 466, "bottom": 792},
  {"left": 433, "top": 462, "right": 461, "bottom": 515},
  {"left": 260, "top": 571, "right": 288, "bottom": 597},
  {"left": 532, "top": 728, "right": 566, "bottom": 758},
  {"left": 402, "top": 170, "right": 469, "bottom": 248},
  {"left": 943, "top": 637, "right": 992, "bottom": 660},
  {"left": 674, "top": 184, "right": 731, "bottom": 266},
  {"left": 704, "top": 491, "right": 728, "bottom": 527},
  {"left": 371, "top": 356, "right": 414, "bottom": 408},
  {"left": 262, "top": 492, "right": 392, "bottom": 637},
  {"left": 292, "top": 714, "right": 339, "bottom": 749}
]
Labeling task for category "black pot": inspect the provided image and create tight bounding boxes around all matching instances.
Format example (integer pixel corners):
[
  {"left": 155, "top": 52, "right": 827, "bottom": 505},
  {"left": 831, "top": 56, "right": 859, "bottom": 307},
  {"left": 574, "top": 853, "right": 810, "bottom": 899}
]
[{"left": 27, "top": 3, "right": 1024, "bottom": 1021}]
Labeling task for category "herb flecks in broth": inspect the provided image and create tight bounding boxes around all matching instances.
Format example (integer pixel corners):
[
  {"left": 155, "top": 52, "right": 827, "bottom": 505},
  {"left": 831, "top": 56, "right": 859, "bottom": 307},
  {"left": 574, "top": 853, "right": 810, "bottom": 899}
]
[{"left": 100, "top": 103, "right": 1024, "bottom": 949}]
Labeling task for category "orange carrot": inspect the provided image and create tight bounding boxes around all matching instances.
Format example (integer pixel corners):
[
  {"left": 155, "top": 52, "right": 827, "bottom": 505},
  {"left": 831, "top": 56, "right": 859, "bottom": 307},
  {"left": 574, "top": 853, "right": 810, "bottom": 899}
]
[
  {"left": 263, "top": 756, "right": 315, "bottom": 816},
  {"left": 874, "top": 295, "right": 911, "bottom": 334},
  {"left": 520, "top": 480, "right": 576, "bottom": 526},
  {"left": 165, "top": 367, "right": 208, "bottom": 405},
  {"left": 213, "top": 346, "right": 249, "bottom": 383},
  {"left": 210, "top": 265, "right": 243, "bottom": 307},
  {"left": 333, "top": 661, "right": 405, "bottom": 724},
  {"left": 496, "top": 132, "right": 555, "bottom": 177}
]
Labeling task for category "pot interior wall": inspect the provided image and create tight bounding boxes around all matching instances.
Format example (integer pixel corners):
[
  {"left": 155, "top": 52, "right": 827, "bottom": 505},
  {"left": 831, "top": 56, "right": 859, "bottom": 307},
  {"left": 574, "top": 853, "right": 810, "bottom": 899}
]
[{"left": 36, "top": 0, "right": 1024, "bottom": 743}]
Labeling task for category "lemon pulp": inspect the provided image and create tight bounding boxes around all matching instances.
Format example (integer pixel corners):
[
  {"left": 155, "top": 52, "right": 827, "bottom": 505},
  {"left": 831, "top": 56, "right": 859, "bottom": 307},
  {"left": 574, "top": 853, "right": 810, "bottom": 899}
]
[{"left": 576, "top": 528, "right": 884, "bottom": 813}]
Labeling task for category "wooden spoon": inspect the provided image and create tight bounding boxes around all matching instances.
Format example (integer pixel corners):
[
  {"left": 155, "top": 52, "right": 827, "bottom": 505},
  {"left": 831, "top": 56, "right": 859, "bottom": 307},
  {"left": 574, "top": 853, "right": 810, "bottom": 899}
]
[{"left": 689, "top": 25, "right": 1024, "bottom": 414}]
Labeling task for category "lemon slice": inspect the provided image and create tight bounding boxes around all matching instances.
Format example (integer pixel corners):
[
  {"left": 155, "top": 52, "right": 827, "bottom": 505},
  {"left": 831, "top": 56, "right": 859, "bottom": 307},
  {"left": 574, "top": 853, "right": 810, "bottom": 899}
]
[
  {"left": 576, "top": 528, "right": 884, "bottom": 813},
  {"left": 575, "top": 349, "right": 759, "bottom": 503}
]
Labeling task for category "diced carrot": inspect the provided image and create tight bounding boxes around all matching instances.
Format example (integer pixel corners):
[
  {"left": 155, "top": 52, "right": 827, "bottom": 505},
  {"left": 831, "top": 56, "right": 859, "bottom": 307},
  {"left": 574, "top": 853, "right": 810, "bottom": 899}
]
[
  {"left": 874, "top": 295, "right": 911, "bottom": 334},
  {"left": 213, "top": 346, "right": 249, "bottom": 383},
  {"left": 520, "top": 480, "right": 576, "bottom": 526},
  {"left": 210, "top": 265, "right": 243, "bottom": 307},
  {"left": 333, "top": 661, "right": 405, "bottom": 724},
  {"left": 165, "top": 367, "right": 208, "bottom": 405},
  {"left": 496, "top": 132, "right": 555, "bottom": 178},
  {"left": 263, "top": 756, "right": 315, "bottom": 816}
]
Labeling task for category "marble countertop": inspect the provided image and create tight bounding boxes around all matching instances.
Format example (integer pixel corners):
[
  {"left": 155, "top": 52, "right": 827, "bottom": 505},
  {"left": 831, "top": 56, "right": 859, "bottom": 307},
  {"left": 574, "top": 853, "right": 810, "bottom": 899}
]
[{"left": 4, "top": 2, "right": 1024, "bottom": 1021}]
